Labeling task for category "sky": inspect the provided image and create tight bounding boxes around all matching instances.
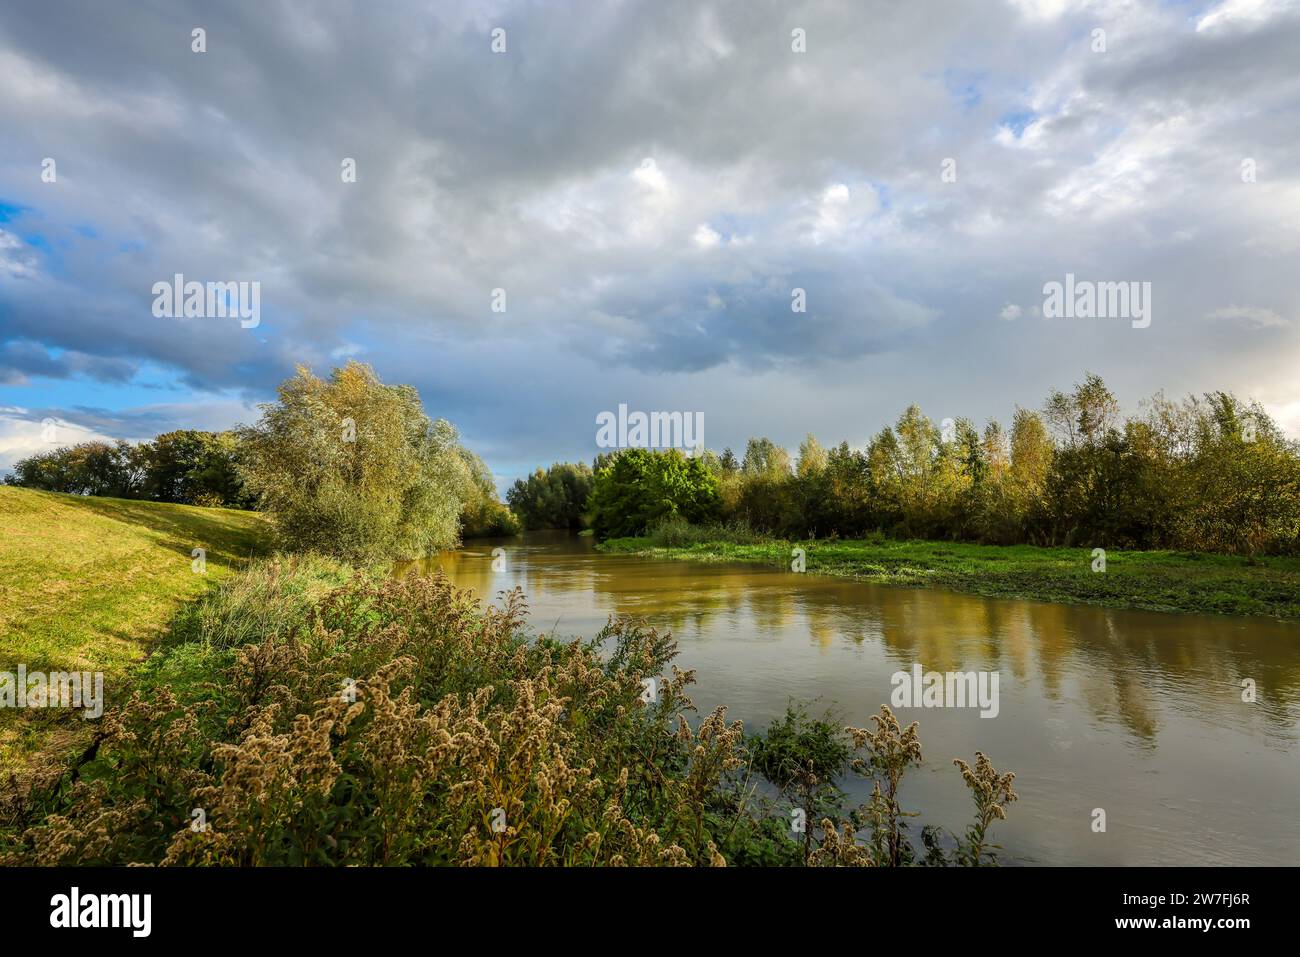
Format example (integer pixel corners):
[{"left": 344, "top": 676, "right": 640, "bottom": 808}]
[{"left": 2, "top": 0, "right": 1299, "bottom": 490}]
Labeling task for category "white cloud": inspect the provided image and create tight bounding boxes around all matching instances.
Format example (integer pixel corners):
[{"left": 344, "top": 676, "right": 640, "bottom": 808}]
[
  {"left": 330, "top": 341, "right": 365, "bottom": 359},
  {"left": 0, "top": 412, "right": 112, "bottom": 476},
  {"left": 1196, "top": 0, "right": 1296, "bottom": 33},
  {"left": 1264, "top": 399, "right": 1300, "bottom": 439},
  {"left": 632, "top": 157, "right": 670, "bottom": 195},
  {"left": 807, "top": 183, "right": 879, "bottom": 244},
  {"left": 693, "top": 223, "right": 721, "bottom": 248},
  {"left": 1006, "top": 0, "right": 1076, "bottom": 21},
  {"left": 0, "top": 229, "right": 37, "bottom": 279},
  {"left": 1205, "top": 305, "right": 1289, "bottom": 329}
]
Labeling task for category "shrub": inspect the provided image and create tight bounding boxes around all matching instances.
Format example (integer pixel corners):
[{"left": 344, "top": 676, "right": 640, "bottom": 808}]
[
  {"left": 2, "top": 562, "right": 1017, "bottom": 867},
  {"left": 166, "top": 553, "right": 356, "bottom": 651},
  {"left": 748, "top": 704, "right": 851, "bottom": 862},
  {"left": 3, "top": 562, "right": 743, "bottom": 866}
]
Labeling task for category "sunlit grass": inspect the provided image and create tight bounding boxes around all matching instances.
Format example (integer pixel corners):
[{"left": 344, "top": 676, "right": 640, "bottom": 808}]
[
  {"left": 0, "top": 487, "right": 269, "bottom": 772},
  {"left": 599, "top": 533, "right": 1300, "bottom": 619}
]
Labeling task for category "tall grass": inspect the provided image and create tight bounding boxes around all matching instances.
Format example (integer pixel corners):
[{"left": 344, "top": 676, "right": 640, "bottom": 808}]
[
  {"left": 165, "top": 553, "right": 355, "bottom": 650},
  {"left": 646, "top": 514, "right": 768, "bottom": 548}
]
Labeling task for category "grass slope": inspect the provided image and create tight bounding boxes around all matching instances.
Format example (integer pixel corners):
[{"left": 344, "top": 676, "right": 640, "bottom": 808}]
[
  {"left": 0, "top": 487, "right": 269, "bottom": 771},
  {"left": 0, "top": 487, "right": 270, "bottom": 672},
  {"left": 599, "top": 535, "right": 1300, "bottom": 619}
]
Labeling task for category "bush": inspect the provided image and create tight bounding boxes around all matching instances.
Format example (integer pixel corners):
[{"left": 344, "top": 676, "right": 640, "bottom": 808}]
[
  {"left": 748, "top": 703, "right": 852, "bottom": 862},
  {"left": 2, "top": 561, "right": 1018, "bottom": 868},
  {"left": 166, "top": 553, "right": 356, "bottom": 651},
  {"left": 4, "top": 562, "right": 742, "bottom": 866}
]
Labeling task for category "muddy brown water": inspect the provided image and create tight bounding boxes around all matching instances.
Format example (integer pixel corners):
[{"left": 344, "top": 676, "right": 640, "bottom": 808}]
[{"left": 397, "top": 530, "right": 1300, "bottom": 865}]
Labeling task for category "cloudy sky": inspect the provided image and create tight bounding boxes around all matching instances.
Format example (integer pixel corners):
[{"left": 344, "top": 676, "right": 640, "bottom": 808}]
[{"left": 2, "top": 0, "right": 1298, "bottom": 487}]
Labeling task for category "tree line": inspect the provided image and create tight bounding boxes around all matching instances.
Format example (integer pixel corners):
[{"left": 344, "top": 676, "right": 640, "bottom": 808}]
[
  {"left": 5, "top": 362, "right": 518, "bottom": 559},
  {"left": 518, "top": 374, "right": 1300, "bottom": 555},
  {"left": 4, "top": 430, "right": 251, "bottom": 507},
  {"left": 11, "top": 370, "right": 1297, "bottom": 556}
]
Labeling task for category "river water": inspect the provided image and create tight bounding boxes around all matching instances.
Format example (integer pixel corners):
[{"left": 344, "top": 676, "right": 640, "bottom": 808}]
[{"left": 398, "top": 530, "right": 1300, "bottom": 865}]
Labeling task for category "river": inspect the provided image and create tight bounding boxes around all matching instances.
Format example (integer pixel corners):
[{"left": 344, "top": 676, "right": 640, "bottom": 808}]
[{"left": 397, "top": 529, "right": 1300, "bottom": 866}]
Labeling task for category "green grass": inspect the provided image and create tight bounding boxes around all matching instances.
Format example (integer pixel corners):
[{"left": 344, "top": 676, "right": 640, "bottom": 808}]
[
  {"left": 598, "top": 533, "right": 1300, "bottom": 620},
  {"left": 0, "top": 487, "right": 270, "bottom": 772}
]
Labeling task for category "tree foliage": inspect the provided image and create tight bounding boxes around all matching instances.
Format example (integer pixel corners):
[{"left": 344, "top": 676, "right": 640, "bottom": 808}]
[
  {"left": 454, "top": 446, "right": 522, "bottom": 537},
  {"left": 5, "top": 432, "right": 247, "bottom": 507},
  {"left": 506, "top": 462, "right": 594, "bottom": 530},
  {"left": 236, "top": 361, "right": 469, "bottom": 561},
  {"left": 697, "top": 374, "right": 1300, "bottom": 554},
  {"left": 588, "top": 448, "right": 721, "bottom": 539}
]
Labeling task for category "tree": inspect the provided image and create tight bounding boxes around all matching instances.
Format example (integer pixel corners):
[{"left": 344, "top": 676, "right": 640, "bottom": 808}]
[
  {"left": 736, "top": 438, "right": 795, "bottom": 533},
  {"left": 742, "top": 437, "right": 791, "bottom": 477},
  {"left": 796, "top": 434, "right": 828, "bottom": 479},
  {"left": 455, "top": 446, "right": 521, "bottom": 537},
  {"left": 1044, "top": 372, "right": 1119, "bottom": 448},
  {"left": 1175, "top": 393, "right": 1300, "bottom": 554},
  {"left": 5, "top": 440, "right": 141, "bottom": 498},
  {"left": 588, "top": 448, "right": 720, "bottom": 539},
  {"left": 237, "top": 361, "right": 467, "bottom": 561},
  {"left": 139, "top": 430, "right": 248, "bottom": 507},
  {"left": 506, "top": 462, "right": 594, "bottom": 530},
  {"left": 892, "top": 406, "right": 945, "bottom": 536},
  {"left": 1006, "top": 408, "right": 1052, "bottom": 542}
]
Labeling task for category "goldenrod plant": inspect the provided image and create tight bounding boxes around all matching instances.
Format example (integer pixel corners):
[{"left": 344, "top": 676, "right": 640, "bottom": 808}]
[{"left": 2, "top": 560, "right": 1015, "bottom": 867}]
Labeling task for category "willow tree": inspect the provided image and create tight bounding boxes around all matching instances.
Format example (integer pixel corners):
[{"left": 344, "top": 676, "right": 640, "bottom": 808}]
[{"left": 238, "top": 361, "right": 466, "bottom": 561}]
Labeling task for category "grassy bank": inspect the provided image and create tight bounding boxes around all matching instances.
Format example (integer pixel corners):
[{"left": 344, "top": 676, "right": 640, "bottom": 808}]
[
  {"left": 598, "top": 531, "right": 1300, "bottom": 619},
  {"left": 2, "top": 554, "right": 1016, "bottom": 867},
  {"left": 0, "top": 487, "right": 269, "bottom": 772}
]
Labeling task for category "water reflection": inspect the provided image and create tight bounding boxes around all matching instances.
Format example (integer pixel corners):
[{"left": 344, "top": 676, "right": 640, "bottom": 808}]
[{"left": 399, "top": 530, "right": 1300, "bottom": 865}]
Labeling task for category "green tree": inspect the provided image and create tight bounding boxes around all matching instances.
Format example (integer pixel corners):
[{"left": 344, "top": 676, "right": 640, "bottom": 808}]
[
  {"left": 736, "top": 437, "right": 795, "bottom": 533},
  {"left": 506, "top": 462, "right": 594, "bottom": 530},
  {"left": 139, "top": 430, "right": 249, "bottom": 507},
  {"left": 796, "top": 434, "right": 828, "bottom": 478},
  {"left": 237, "top": 361, "right": 467, "bottom": 561},
  {"left": 455, "top": 446, "right": 521, "bottom": 537},
  {"left": 6, "top": 440, "right": 141, "bottom": 498},
  {"left": 588, "top": 448, "right": 720, "bottom": 539}
]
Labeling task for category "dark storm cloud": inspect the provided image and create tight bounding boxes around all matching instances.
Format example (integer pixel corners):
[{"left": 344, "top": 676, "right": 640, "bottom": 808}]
[
  {"left": 1, "top": 0, "right": 1299, "bottom": 477},
  {"left": 0, "top": 339, "right": 137, "bottom": 384}
]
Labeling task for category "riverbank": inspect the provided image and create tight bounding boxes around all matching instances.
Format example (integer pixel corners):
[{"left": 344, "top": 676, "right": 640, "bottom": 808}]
[
  {"left": 597, "top": 534, "right": 1300, "bottom": 619},
  {"left": 2, "top": 549, "right": 1015, "bottom": 867},
  {"left": 0, "top": 487, "right": 269, "bottom": 774}
]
